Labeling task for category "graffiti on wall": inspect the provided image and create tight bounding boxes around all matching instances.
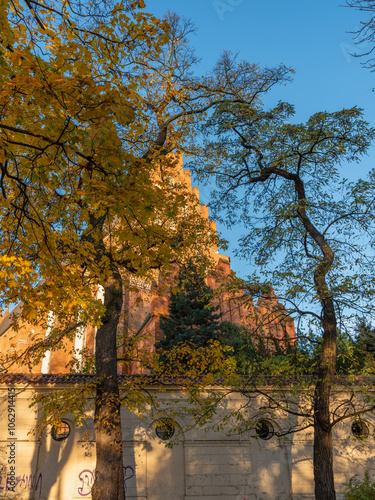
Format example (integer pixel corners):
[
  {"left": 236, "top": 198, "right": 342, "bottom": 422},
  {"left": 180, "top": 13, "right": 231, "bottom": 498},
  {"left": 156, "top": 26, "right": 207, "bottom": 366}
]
[
  {"left": 0, "top": 471, "right": 43, "bottom": 498},
  {"left": 78, "top": 466, "right": 134, "bottom": 496},
  {"left": 0, "top": 465, "right": 135, "bottom": 498}
]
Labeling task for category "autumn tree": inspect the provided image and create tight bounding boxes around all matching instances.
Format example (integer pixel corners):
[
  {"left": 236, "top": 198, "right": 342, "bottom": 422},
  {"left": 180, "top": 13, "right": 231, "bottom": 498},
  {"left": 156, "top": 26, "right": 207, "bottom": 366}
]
[
  {"left": 0, "top": 2, "right": 292, "bottom": 499},
  {"left": 194, "top": 100, "right": 375, "bottom": 500}
]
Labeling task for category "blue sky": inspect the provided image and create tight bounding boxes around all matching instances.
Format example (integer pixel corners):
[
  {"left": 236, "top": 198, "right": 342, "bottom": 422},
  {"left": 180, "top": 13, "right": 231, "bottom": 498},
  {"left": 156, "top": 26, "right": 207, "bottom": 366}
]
[{"left": 146, "top": 0, "right": 375, "bottom": 277}]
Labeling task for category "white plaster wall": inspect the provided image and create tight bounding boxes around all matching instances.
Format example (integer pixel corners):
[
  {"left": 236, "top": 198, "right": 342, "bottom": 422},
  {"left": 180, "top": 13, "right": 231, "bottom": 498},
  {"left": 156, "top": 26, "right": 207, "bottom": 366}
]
[{"left": 0, "top": 384, "right": 374, "bottom": 500}]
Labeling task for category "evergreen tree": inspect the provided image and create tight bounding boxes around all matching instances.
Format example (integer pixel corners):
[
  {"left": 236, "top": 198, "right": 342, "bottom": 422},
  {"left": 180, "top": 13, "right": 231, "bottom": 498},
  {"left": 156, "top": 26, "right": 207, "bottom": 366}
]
[
  {"left": 355, "top": 319, "right": 375, "bottom": 355},
  {"left": 351, "top": 319, "right": 375, "bottom": 373},
  {"left": 218, "top": 321, "right": 258, "bottom": 373},
  {"left": 157, "top": 262, "right": 295, "bottom": 373},
  {"left": 156, "top": 260, "right": 222, "bottom": 352}
]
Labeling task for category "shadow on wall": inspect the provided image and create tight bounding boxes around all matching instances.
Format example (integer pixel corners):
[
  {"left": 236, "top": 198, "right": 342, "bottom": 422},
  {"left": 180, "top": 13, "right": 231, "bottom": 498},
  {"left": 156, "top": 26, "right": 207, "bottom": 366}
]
[
  {"left": 251, "top": 435, "right": 292, "bottom": 500},
  {"left": 31, "top": 417, "right": 75, "bottom": 499},
  {"left": 146, "top": 418, "right": 185, "bottom": 500},
  {"left": 0, "top": 386, "right": 67, "bottom": 500}
]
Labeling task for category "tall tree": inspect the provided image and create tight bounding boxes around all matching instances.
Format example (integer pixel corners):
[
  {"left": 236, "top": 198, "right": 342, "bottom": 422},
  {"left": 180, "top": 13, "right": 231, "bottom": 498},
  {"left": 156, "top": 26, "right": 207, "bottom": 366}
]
[
  {"left": 0, "top": 3, "right": 292, "bottom": 499},
  {"left": 194, "top": 100, "right": 375, "bottom": 500}
]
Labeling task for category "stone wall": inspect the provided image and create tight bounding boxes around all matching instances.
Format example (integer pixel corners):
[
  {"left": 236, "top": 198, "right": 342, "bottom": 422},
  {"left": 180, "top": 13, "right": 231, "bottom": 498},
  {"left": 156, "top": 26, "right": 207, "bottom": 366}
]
[{"left": 0, "top": 379, "right": 374, "bottom": 500}]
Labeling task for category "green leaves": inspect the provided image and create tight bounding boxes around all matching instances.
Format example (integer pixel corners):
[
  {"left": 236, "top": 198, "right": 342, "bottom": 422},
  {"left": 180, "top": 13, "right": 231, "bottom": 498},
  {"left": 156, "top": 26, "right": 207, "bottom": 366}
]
[{"left": 200, "top": 102, "right": 375, "bottom": 324}]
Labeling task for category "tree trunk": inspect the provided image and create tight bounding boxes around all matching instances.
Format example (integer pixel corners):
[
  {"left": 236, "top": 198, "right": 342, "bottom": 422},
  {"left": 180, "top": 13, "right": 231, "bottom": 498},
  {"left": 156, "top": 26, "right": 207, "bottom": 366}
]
[
  {"left": 293, "top": 176, "right": 337, "bottom": 500},
  {"left": 313, "top": 404, "right": 335, "bottom": 500},
  {"left": 92, "top": 271, "right": 125, "bottom": 500},
  {"left": 313, "top": 293, "right": 337, "bottom": 500}
]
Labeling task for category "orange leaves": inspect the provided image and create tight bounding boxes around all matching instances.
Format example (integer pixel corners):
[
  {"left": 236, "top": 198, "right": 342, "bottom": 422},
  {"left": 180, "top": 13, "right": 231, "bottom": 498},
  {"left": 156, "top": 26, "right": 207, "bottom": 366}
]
[
  {"left": 0, "top": 0, "right": 14, "bottom": 48},
  {"left": 0, "top": 255, "right": 34, "bottom": 280},
  {"left": 0, "top": 255, "right": 35, "bottom": 313},
  {"left": 0, "top": 146, "right": 6, "bottom": 163}
]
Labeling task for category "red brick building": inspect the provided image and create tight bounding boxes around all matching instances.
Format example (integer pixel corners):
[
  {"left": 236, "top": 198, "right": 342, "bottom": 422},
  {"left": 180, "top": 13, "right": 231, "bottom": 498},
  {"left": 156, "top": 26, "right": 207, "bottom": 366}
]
[{"left": 0, "top": 159, "right": 295, "bottom": 374}]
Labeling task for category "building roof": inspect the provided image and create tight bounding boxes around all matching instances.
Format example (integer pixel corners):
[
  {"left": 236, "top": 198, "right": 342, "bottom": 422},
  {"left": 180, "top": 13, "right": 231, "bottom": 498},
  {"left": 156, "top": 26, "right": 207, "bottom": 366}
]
[
  {"left": 0, "top": 303, "right": 23, "bottom": 336},
  {"left": 0, "top": 373, "right": 374, "bottom": 387},
  {"left": 0, "top": 373, "right": 220, "bottom": 386}
]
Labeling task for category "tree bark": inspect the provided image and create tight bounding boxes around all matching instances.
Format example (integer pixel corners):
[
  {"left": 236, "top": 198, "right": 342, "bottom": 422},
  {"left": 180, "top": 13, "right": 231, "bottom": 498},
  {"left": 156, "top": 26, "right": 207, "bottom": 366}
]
[
  {"left": 313, "top": 296, "right": 337, "bottom": 500},
  {"left": 313, "top": 407, "right": 335, "bottom": 500},
  {"left": 292, "top": 173, "right": 337, "bottom": 500},
  {"left": 91, "top": 271, "right": 125, "bottom": 500}
]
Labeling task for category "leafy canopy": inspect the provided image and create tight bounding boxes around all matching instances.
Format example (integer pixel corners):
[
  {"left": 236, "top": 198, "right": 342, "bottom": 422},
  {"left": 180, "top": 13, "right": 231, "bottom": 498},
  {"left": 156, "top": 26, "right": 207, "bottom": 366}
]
[{"left": 194, "top": 101, "right": 375, "bottom": 329}]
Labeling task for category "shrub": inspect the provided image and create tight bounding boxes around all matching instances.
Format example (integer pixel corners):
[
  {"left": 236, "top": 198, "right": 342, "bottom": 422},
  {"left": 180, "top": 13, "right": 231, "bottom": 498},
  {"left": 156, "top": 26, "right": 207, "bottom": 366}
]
[{"left": 344, "top": 471, "right": 375, "bottom": 500}]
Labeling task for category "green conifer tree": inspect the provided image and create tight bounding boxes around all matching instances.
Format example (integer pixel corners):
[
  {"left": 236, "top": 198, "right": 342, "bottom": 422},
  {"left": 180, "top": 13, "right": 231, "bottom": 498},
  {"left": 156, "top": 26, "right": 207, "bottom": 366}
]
[{"left": 156, "top": 260, "right": 222, "bottom": 352}]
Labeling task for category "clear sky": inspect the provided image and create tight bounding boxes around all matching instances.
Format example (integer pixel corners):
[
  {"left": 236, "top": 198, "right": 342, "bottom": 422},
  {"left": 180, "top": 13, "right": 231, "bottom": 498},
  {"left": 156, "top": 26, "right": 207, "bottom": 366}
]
[{"left": 146, "top": 0, "right": 375, "bottom": 277}]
